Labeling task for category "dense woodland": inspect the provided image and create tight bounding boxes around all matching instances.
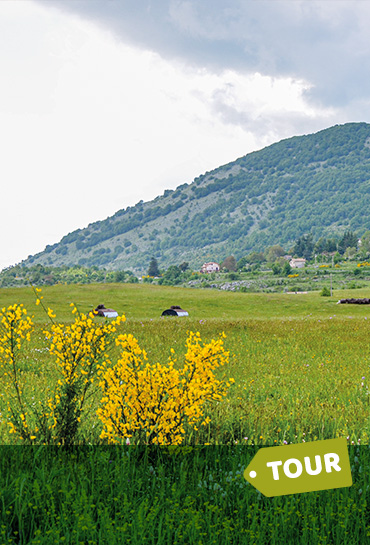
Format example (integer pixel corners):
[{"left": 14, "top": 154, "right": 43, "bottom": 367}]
[{"left": 15, "top": 122, "right": 370, "bottom": 273}]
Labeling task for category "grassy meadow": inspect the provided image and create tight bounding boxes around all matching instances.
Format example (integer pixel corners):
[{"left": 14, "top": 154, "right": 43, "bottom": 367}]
[
  {"left": 1, "top": 283, "right": 370, "bottom": 543},
  {"left": 2, "top": 281, "right": 370, "bottom": 321},
  {"left": 1, "top": 282, "right": 370, "bottom": 445}
]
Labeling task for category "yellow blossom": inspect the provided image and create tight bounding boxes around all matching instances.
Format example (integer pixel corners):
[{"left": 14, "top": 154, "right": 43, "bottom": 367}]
[{"left": 98, "top": 330, "right": 232, "bottom": 445}]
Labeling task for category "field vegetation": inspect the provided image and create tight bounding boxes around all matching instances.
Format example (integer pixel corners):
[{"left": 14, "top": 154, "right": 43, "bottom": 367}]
[
  {"left": 1, "top": 282, "right": 370, "bottom": 543},
  {"left": 1, "top": 282, "right": 370, "bottom": 444}
]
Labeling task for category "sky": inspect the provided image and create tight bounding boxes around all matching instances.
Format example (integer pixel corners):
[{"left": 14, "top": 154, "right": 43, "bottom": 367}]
[{"left": 1, "top": 0, "right": 370, "bottom": 271}]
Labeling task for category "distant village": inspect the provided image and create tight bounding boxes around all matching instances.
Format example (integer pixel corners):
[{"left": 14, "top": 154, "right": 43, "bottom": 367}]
[{"left": 200, "top": 257, "right": 306, "bottom": 274}]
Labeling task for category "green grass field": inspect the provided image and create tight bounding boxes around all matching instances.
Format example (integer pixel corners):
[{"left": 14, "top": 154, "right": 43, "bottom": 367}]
[
  {"left": 1, "top": 283, "right": 370, "bottom": 444},
  {"left": 2, "top": 281, "right": 370, "bottom": 320},
  {"left": 1, "top": 283, "right": 370, "bottom": 543}
]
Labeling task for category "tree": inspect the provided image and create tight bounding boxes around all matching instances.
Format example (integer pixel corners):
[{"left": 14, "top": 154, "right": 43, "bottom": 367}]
[
  {"left": 147, "top": 257, "right": 160, "bottom": 277},
  {"left": 338, "top": 231, "right": 358, "bottom": 255},
  {"left": 325, "top": 238, "right": 338, "bottom": 252},
  {"left": 160, "top": 265, "right": 182, "bottom": 285},
  {"left": 333, "top": 251, "right": 341, "bottom": 264},
  {"left": 314, "top": 237, "right": 327, "bottom": 254},
  {"left": 246, "top": 251, "right": 265, "bottom": 264},
  {"left": 272, "top": 263, "right": 282, "bottom": 275},
  {"left": 293, "top": 234, "right": 314, "bottom": 260},
  {"left": 237, "top": 256, "right": 248, "bottom": 270},
  {"left": 344, "top": 246, "right": 356, "bottom": 259},
  {"left": 282, "top": 261, "right": 292, "bottom": 276},
  {"left": 314, "top": 237, "right": 338, "bottom": 255},
  {"left": 114, "top": 271, "right": 126, "bottom": 283},
  {"left": 220, "top": 255, "right": 237, "bottom": 272},
  {"left": 265, "top": 245, "right": 285, "bottom": 263},
  {"left": 359, "top": 231, "right": 370, "bottom": 257},
  {"left": 178, "top": 262, "right": 189, "bottom": 272}
]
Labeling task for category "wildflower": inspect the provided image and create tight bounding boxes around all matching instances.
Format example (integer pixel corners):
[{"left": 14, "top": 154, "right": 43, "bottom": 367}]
[
  {"left": 47, "top": 308, "right": 56, "bottom": 319},
  {"left": 98, "top": 331, "right": 232, "bottom": 445}
]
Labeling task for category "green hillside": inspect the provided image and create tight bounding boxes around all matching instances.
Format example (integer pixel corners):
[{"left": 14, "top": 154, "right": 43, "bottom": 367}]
[{"left": 23, "top": 122, "right": 370, "bottom": 273}]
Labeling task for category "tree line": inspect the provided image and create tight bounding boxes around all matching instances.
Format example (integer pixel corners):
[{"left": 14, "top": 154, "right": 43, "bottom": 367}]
[
  {"left": 1, "top": 229, "right": 368, "bottom": 288},
  {"left": 146, "top": 229, "right": 370, "bottom": 284}
]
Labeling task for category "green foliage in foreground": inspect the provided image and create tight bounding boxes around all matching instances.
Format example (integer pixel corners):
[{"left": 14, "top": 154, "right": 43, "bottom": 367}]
[
  {"left": 1, "top": 284, "right": 370, "bottom": 543},
  {"left": 3, "top": 315, "right": 369, "bottom": 447},
  {"left": 0, "top": 446, "right": 368, "bottom": 545},
  {"left": 1, "top": 284, "right": 370, "bottom": 446}
]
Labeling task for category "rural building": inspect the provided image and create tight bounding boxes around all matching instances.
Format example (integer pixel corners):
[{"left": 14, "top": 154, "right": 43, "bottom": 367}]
[
  {"left": 289, "top": 258, "right": 306, "bottom": 269},
  {"left": 161, "top": 306, "right": 189, "bottom": 317},
  {"left": 201, "top": 262, "right": 220, "bottom": 273},
  {"left": 93, "top": 304, "right": 119, "bottom": 318}
]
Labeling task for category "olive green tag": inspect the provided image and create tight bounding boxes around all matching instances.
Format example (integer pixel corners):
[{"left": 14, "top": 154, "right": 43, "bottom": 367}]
[{"left": 244, "top": 438, "right": 352, "bottom": 497}]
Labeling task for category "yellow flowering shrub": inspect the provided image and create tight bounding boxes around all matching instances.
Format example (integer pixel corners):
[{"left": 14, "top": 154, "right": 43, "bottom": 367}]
[
  {"left": 41, "top": 305, "right": 125, "bottom": 444},
  {"left": 97, "top": 331, "right": 234, "bottom": 445},
  {"left": 0, "top": 304, "right": 34, "bottom": 440},
  {"left": 0, "top": 294, "right": 126, "bottom": 445},
  {"left": 0, "top": 304, "right": 33, "bottom": 367},
  {"left": 0, "top": 290, "right": 234, "bottom": 446}
]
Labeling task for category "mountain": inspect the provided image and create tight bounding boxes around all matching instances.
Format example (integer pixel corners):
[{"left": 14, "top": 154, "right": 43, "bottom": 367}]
[{"left": 24, "top": 122, "right": 370, "bottom": 273}]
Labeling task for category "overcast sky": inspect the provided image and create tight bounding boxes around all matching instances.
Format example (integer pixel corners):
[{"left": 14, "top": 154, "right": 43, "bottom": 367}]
[{"left": 1, "top": 0, "right": 369, "bottom": 271}]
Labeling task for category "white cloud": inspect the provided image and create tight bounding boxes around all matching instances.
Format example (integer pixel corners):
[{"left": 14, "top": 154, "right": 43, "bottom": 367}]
[
  {"left": 0, "top": 1, "right": 338, "bottom": 270},
  {"left": 47, "top": 0, "right": 370, "bottom": 108}
]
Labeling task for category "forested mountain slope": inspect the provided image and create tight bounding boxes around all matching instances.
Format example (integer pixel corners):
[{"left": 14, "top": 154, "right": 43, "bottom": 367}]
[{"left": 23, "top": 122, "right": 370, "bottom": 273}]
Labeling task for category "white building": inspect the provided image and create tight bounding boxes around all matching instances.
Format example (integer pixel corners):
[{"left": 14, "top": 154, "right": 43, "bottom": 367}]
[
  {"left": 289, "top": 258, "right": 306, "bottom": 269},
  {"left": 201, "top": 262, "right": 220, "bottom": 273}
]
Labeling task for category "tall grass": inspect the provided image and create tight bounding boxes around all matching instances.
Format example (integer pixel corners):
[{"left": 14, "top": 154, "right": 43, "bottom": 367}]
[
  {"left": 0, "top": 446, "right": 368, "bottom": 544},
  {"left": 1, "top": 284, "right": 370, "bottom": 542},
  {"left": 0, "top": 284, "right": 370, "bottom": 445}
]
